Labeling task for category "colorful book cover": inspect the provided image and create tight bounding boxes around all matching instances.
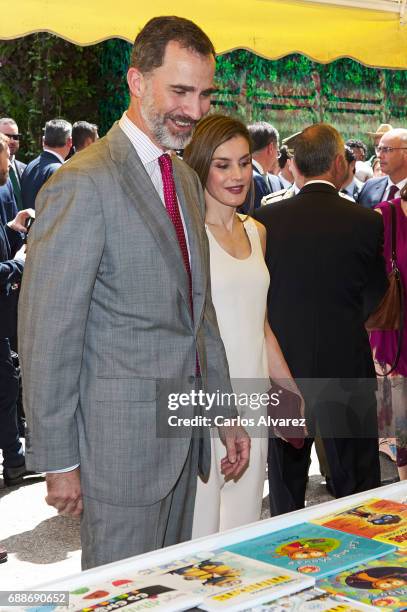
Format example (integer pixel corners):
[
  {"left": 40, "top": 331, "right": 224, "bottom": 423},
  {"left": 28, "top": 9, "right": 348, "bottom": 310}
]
[
  {"left": 317, "top": 550, "right": 407, "bottom": 611},
  {"left": 24, "top": 576, "right": 203, "bottom": 612},
  {"left": 71, "top": 582, "right": 203, "bottom": 611},
  {"left": 67, "top": 578, "right": 141, "bottom": 611},
  {"left": 150, "top": 550, "right": 314, "bottom": 611},
  {"left": 36, "top": 551, "right": 313, "bottom": 612},
  {"left": 222, "top": 523, "right": 395, "bottom": 579},
  {"left": 247, "top": 586, "right": 375, "bottom": 610},
  {"left": 312, "top": 498, "right": 407, "bottom": 549}
]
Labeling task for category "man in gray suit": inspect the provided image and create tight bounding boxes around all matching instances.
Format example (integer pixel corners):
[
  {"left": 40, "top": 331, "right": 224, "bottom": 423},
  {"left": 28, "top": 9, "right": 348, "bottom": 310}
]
[{"left": 18, "top": 16, "right": 249, "bottom": 569}]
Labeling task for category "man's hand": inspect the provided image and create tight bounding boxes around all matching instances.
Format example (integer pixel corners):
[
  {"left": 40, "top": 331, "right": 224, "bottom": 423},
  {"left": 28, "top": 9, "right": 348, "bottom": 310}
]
[
  {"left": 45, "top": 468, "right": 83, "bottom": 517},
  {"left": 218, "top": 425, "right": 250, "bottom": 479},
  {"left": 8, "top": 209, "right": 35, "bottom": 233}
]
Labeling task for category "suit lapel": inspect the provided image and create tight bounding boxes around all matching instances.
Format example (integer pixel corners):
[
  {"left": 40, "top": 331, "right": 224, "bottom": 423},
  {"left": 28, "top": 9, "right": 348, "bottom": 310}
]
[
  {"left": 377, "top": 178, "right": 388, "bottom": 202},
  {"left": 15, "top": 161, "right": 24, "bottom": 182},
  {"left": 107, "top": 124, "right": 192, "bottom": 313},
  {"left": 173, "top": 158, "right": 207, "bottom": 332}
]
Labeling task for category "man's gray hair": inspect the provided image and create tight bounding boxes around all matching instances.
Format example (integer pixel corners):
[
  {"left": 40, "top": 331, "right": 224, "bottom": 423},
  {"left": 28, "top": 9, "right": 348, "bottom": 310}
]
[
  {"left": 294, "top": 123, "right": 343, "bottom": 177},
  {"left": 0, "top": 117, "right": 18, "bottom": 128},
  {"left": 247, "top": 121, "right": 279, "bottom": 153},
  {"left": 44, "top": 119, "right": 72, "bottom": 148}
]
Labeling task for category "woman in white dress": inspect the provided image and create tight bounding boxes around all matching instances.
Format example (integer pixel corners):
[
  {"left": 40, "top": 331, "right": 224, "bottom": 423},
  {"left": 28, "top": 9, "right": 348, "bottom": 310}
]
[{"left": 183, "top": 114, "right": 299, "bottom": 537}]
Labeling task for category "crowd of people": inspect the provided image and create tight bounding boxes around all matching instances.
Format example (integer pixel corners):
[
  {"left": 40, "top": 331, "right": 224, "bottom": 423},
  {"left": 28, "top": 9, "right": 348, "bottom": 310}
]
[{"left": 1, "top": 14, "right": 407, "bottom": 574}]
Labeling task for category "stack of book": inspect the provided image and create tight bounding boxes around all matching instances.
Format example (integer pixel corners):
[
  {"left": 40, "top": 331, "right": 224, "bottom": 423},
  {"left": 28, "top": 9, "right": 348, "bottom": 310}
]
[{"left": 25, "top": 497, "right": 407, "bottom": 612}]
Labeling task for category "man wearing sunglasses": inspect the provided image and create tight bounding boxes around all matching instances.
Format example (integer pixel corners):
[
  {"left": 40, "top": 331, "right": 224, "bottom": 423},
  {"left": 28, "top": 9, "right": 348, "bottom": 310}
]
[
  {"left": 0, "top": 118, "right": 26, "bottom": 211},
  {"left": 358, "top": 128, "right": 407, "bottom": 208}
]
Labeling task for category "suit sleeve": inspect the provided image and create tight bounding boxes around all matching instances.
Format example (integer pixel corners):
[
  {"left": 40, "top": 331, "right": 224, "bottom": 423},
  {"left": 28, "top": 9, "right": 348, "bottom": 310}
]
[
  {"left": 5, "top": 224, "right": 23, "bottom": 255},
  {"left": 18, "top": 167, "right": 105, "bottom": 471},
  {"left": 0, "top": 182, "right": 18, "bottom": 225},
  {"left": 0, "top": 225, "right": 24, "bottom": 289},
  {"left": 363, "top": 213, "right": 389, "bottom": 319},
  {"left": 0, "top": 259, "right": 24, "bottom": 289}
]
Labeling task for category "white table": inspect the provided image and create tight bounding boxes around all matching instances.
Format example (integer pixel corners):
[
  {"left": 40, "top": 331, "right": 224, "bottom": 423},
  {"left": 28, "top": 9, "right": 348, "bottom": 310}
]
[{"left": 30, "top": 481, "right": 406, "bottom": 595}]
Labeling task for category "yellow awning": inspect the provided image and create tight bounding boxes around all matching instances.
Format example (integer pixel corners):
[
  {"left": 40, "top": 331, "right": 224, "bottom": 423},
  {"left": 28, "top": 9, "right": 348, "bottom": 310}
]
[{"left": 2, "top": 0, "right": 407, "bottom": 69}]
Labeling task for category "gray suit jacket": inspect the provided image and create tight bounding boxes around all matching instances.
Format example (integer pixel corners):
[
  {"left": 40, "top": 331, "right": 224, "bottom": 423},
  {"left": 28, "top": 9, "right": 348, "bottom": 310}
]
[
  {"left": 18, "top": 123, "right": 233, "bottom": 507},
  {"left": 357, "top": 176, "right": 388, "bottom": 209}
]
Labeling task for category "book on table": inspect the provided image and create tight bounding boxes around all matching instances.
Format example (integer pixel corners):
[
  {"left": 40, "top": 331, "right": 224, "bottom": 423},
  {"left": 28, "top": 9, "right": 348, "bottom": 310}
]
[
  {"left": 245, "top": 586, "right": 375, "bottom": 610},
  {"left": 312, "top": 498, "right": 407, "bottom": 549},
  {"left": 51, "top": 550, "right": 314, "bottom": 612},
  {"left": 222, "top": 523, "right": 395, "bottom": 579},
  {"left": 317, "top": 549, "right": 407, "bottom": 611}
]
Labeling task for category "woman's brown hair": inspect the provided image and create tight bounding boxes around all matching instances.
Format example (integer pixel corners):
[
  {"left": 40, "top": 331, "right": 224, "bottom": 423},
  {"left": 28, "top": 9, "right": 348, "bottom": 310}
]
[
  {"left": 401, "top": 183, "right": 407, "bottom": 201},
  {"left": 183, "top": 114, "right": 252, "bottom": 188}
]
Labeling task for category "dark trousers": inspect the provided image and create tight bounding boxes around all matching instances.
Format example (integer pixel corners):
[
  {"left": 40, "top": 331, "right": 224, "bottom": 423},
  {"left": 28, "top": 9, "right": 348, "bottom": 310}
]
[
  {"left": 268, "top": 384, "right": 381, "bottom": 516},
  {"left": 0, "top": 338, "right": 24, "bottom": 467},
  {"left": 268, "top": 436, "right": 380, "bottom": 516}
]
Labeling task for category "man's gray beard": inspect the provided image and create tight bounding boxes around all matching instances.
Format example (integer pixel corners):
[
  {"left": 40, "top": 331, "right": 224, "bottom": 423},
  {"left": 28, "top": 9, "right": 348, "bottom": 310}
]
[{"left": 140, "top": 99, "right": 193, "bottom": 150}]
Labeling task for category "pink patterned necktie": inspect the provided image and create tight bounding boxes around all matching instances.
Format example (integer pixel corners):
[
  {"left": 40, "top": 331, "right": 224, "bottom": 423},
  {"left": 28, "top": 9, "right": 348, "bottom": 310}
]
[
  {"left": 388, "top": 184, "right": 399, "bottom": 200},
  {"left": 158, "top": 154, "right": 200, "bottom": 376},
  {"left": 158, "top": 153, "right": 192, "bottom": 309}
]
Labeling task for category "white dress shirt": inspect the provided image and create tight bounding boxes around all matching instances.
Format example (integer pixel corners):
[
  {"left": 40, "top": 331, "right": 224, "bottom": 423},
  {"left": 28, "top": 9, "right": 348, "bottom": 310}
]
[{"left": 119, "top": 112, "right": 190, "bottom": 258}]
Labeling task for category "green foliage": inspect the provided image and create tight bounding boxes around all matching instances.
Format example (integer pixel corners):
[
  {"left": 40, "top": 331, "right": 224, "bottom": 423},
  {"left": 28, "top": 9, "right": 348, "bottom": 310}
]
[
  {"left": 385, "top": 68, "right": 407, "bottom": 94},
  {"left": 0, "top": 35, "right": 405, "bottom": 161},
  {"left": 0, "top": 33, "right": 101, "bottom": 161},
  {"left": 98, "top": 39, "right": 132, "bottom": 136},
  {"left": 214, "top": 50, "right": 406, "bottom": 144}
]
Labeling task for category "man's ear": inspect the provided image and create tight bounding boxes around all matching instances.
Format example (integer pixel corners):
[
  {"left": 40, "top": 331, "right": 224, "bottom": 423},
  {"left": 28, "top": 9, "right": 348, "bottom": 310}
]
[
  {"left": 127, "top": 67, "right": 145, "bottom": 98},
  {"left": 337, "top": 153, "right": 347, "bottom": 174},
  {"left": 267, "top": 142, "right": 276, "bottom": 157},
  {"left": 291, "top": 158, "right": 300, "bottom": 176},
  {"left": 333, "top": 153, "right": 347, "bottom": 186}
]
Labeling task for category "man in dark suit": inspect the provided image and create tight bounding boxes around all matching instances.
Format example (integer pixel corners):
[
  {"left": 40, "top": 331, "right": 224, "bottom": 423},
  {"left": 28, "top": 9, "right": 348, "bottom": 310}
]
[
  {"left": 358, "top": 128, "right": 407, "bottom": 208},
  {"left": 0, "top": 134, "right": 34, "bottom": 499},
  {"left": 241, "top": 121, "right": 283, "bottom": 212},
  {"left": 0, "top": 179, "right": 17, "bottom": 225},
  {"left": 21, "top": 119, "right": 72, "bottom": 209},
  {"left": 255, "top": 124, "right": 388, "bottom": 516},
  {"left": 0, "top": 118, "right": 26, "bottom": 210}
]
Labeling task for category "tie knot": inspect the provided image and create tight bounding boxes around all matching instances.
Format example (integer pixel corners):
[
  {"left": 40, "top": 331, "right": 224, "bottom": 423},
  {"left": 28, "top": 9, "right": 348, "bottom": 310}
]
[
  {"left": 388, "top": 184, "right": 399, "bottom": 200},
  {"left": 158, "top": 153, "right": 172, "bottom": 175}
]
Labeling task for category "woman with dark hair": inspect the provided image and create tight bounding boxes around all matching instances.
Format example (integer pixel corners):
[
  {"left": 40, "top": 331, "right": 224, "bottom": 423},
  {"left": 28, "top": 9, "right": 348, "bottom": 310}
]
[
  {"left": 183, "top": 114, "right": 299, "bottom": 536},
  {"left": 370, "top": 183, "right": 407, "bottom": 480}
]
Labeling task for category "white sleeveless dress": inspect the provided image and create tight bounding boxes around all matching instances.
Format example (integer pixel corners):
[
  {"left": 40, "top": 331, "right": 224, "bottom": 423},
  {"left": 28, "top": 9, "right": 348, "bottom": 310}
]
[{"left": 192, "top": 215, "right": 270, "bottom": 537}]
